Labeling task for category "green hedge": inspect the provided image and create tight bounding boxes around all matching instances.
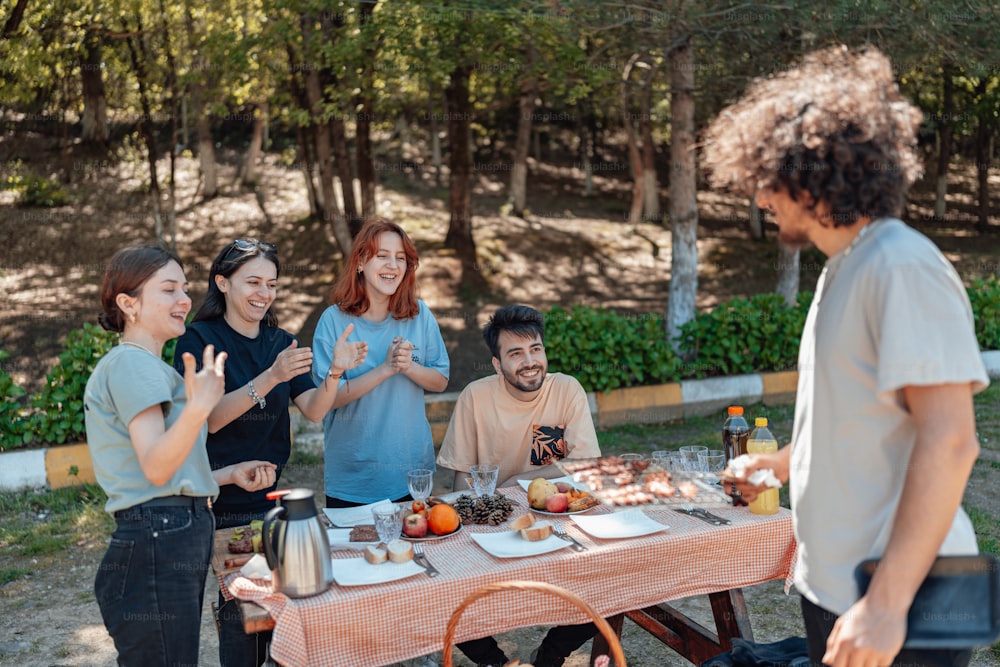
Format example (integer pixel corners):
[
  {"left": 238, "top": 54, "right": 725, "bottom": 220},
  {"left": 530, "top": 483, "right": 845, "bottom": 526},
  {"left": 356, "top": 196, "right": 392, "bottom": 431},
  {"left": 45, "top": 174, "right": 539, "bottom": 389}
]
[{"left": 2, "top": 277, "right": 998, "bottom": 450}]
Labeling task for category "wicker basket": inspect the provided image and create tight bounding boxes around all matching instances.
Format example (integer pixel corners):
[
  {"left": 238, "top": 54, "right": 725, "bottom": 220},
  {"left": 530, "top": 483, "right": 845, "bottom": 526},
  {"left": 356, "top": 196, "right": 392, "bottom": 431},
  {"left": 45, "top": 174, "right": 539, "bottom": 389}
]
[{"left": 442, "top": 580, "right": 626, "bottom": 667}]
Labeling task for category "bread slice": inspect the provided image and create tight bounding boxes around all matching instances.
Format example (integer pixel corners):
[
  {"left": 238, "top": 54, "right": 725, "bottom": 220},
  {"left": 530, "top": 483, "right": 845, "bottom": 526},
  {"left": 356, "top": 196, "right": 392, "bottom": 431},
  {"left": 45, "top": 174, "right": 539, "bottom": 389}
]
[
  {"left": 508, "top": 513, "right": 536, "bottom": 531},
  {"left": 567, "top": 495, "right": 600, "bottom": 512},
  {"left": 386, "top": 538, "right": 414, "bottom": 563},
  {"left": 519, "top": 520, "right": 553, "bottom": 542},
  {"left": 363, "top": 544, "right": 388, "bottom": 564}
]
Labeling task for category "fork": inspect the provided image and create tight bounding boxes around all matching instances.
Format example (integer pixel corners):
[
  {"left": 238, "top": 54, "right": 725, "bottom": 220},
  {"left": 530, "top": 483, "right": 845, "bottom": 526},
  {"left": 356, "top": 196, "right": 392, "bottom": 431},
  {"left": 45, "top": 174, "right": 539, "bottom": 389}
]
[
  {"left": 552, "top": 525, "right": 587, "bottom": 552},
  {"left": 412, "top": 546, "right": 440, "bottom": 577}
]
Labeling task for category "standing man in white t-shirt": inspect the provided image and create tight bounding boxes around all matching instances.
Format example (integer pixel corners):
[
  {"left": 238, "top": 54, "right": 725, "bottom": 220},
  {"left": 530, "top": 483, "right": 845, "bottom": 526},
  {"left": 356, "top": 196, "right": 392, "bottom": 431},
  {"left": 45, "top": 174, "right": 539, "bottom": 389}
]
[
  {"left": 703, "top": 46, "right": 989, "bottom": 667},
  {"left": 437, "top": 304, "right": 601, "bottom": 667}
]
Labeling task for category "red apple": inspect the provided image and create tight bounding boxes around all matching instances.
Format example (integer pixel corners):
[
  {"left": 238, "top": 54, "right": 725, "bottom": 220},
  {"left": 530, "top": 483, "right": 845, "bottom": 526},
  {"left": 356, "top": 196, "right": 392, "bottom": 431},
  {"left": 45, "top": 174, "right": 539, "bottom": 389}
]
[
  {"left": 402, "top": 513, "right": 428, "bottom": 538},
  {"left": 544, "top": 493, "right": 569, "bottom": 513},
  {"left": 555, "top": 482, "right": 573, "bottom": 493}
]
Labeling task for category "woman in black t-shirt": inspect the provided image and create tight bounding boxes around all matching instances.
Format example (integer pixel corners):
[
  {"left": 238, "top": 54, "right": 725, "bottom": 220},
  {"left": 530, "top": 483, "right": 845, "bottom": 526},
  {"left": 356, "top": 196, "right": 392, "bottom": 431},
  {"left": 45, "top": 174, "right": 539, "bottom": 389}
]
[{"left": 174, "top": 239, "right": 367, "bottom": 667}]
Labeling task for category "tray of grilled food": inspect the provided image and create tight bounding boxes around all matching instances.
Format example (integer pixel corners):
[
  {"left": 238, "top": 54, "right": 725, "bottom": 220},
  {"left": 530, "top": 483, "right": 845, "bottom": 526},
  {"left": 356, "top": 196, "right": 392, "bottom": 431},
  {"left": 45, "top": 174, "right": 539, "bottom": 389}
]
[{"left": 556, "top": 456, "right": 732, "bottom": 509}]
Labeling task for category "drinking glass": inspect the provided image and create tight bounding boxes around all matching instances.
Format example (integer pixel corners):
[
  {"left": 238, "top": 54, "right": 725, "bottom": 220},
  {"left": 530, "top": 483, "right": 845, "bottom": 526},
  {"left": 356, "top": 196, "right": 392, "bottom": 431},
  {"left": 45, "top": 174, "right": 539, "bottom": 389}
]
[
  {"left": 469, "top": 463, "right": 499, "bottom": 497},
  {"left": 698, "top": 449, "right": 726, "bottom": 476},
  {"left": 620, "top": 453, "right": 645, "bottom": 463},
  {"left": 407, "top": 468, "right": 434, "bottom": 504},
  {"left": 372, "top": 504, "right": 403, "bottom": 544},
  {"left": 679, "top": 445, "right": 708, "bottom": 472},
  {"left": 650, "top": 450, "right": 669, "bottom": 469}
]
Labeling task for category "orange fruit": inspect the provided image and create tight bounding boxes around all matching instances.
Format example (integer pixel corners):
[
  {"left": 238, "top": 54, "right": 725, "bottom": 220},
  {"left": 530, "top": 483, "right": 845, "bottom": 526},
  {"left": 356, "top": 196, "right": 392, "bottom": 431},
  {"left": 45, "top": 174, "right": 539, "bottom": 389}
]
[{"left": 427, "top": 504, "right": 460, "bottom": 535}]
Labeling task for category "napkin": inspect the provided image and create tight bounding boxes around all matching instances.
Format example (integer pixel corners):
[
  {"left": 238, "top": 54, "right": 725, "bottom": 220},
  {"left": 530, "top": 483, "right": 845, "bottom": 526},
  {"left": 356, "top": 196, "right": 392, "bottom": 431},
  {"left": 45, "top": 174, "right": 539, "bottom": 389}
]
[
  {"left": 239, "top": 554, "right": 272, "bottom": 581},
  {"left": 727, "top": 455, "right": 782, "bottom": 488},
  {"left": 323, "top": 499, "right": 392, "bottom": 527}
]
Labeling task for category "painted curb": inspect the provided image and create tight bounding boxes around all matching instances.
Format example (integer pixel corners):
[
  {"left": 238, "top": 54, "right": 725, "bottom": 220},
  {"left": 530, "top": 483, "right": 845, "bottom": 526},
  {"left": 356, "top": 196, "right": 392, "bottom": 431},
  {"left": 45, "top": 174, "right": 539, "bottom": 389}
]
[{"left": 4, "top": 350, "right": 997, "bottom": 492}]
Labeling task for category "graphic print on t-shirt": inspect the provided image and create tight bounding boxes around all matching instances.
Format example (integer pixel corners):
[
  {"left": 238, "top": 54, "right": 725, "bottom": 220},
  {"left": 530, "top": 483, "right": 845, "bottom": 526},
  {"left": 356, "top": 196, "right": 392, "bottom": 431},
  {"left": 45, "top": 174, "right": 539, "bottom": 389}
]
[{"left": 531, "top": 424, "right": 567, "bottom": 466}]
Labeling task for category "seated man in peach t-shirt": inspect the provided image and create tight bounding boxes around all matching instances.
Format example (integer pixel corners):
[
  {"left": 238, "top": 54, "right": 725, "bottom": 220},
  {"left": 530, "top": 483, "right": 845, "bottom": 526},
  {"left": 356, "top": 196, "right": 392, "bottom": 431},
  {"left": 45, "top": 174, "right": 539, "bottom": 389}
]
[{"left": 437, "top": 304, "right": 601, "bottom": 667}]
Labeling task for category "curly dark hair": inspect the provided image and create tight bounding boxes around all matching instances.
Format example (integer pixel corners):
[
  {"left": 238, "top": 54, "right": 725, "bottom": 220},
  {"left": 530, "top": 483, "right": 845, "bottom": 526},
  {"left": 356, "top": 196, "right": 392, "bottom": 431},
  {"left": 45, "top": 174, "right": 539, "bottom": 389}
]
[
  {"left": 703, "top": 45, "right": 923, "bottom": 226},
  {"left": 482, "top": 305, "right": 545, "bottom": 359}
]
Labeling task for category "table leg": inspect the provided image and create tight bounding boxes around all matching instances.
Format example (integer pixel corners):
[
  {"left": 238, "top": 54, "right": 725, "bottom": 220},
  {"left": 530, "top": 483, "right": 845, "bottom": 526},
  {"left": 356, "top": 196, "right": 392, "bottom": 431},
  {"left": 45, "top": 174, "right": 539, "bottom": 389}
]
[
  {"left": 709, "top": 588, "right": 753, "bottom": 646},
  {"left": 589, "top": 613, "right": 624, "bottom": 666},
  {"left": 590, "top": 588, "right": 753, "bottom": 666}
]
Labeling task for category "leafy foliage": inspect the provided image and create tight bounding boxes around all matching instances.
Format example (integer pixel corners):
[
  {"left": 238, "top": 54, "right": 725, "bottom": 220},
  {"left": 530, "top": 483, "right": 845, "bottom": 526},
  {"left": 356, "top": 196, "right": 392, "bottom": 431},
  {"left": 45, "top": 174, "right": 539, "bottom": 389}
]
[
  {"left": 968, "top": 277, "right": 1000, "bottom": 351},
  {"left": 3, "top": 171, "right": 71, "bottom": 207},
  {"left": 544, "top": 305, "right": 682, "bottom": 393},
  {"left": 676, "top": 293, "right": 811, "bottom": 378},
  {"left": 24, "top": 324, "right": 117, "bottom": 448},
  {"left": 0, "top": 352, "right": 28, "bottom": 450}
]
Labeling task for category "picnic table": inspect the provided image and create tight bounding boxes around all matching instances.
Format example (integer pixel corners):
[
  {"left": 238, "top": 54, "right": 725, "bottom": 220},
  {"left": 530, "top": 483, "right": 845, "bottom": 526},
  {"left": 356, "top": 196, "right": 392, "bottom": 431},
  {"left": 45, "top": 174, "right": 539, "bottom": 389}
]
[{"left": 214, "top": 488, "right": 796, "bottom": 667}]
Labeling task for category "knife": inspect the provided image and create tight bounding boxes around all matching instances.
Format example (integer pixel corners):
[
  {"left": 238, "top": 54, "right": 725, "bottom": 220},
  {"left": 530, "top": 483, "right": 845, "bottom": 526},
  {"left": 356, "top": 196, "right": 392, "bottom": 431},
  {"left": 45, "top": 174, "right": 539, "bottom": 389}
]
[{"left": 674, "top": 508, "right": 724, "bottom": 525}]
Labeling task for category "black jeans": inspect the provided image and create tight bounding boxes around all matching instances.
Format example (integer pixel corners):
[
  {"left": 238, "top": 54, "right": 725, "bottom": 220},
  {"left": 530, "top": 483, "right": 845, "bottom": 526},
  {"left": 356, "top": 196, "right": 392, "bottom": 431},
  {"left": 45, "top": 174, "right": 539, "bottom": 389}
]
[
  {"left": 800, "top": 596, "right": 973, "bottom": 667},
  {"left": 457, "top": 622, "right": 597, "bottom": 665},
  {"left": 96, "top": 497, "right": 214, "bottom": 666},
  {"left": 215, "top": 511, "right": 272, "bottom": 667}
]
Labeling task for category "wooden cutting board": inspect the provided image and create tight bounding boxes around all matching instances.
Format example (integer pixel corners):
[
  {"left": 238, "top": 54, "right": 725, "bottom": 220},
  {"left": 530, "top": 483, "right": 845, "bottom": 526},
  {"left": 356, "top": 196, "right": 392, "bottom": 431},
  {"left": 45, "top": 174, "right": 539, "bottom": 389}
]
[{"left": 211, "top": 526, "right": 276, "bottom": 633}]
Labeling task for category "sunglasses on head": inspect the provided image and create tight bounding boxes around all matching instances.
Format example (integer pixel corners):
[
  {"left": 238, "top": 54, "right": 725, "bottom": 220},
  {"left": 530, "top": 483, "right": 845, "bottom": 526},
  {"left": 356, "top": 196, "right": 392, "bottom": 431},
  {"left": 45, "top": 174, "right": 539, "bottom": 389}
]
[{"left": 232, "top": 239, "right": 276, "bottom": 253}]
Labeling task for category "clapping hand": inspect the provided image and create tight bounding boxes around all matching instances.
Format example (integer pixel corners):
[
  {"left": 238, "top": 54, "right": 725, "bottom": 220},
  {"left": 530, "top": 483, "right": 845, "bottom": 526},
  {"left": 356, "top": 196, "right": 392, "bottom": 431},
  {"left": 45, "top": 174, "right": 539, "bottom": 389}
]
[
  {"left": 228, "top": 460, "right": 278, "bottom": 492},
  {"left": 181, "top": 345, "right": 228, "bottom": 415},
  {"left": 385, "top": 336, "right": 415, "bottom": 374},
  {"left": 330, "top": 322, "right": 367, "bottom": 375},
  {"left": 270, "top": 340, "right": 314, "bottom": 383}
]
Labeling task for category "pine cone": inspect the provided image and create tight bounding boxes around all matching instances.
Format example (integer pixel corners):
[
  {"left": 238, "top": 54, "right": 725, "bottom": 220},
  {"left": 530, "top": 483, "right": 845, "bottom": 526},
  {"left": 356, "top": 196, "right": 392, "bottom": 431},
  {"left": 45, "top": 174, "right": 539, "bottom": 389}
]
[
  {"left": 472, "top": 497, "right": 493, "bottom": 524},
  {"left": 453, "top": 494, "right": 476, "bottom": 524},
  {"left": 486, "top": 494, "right": 514, "bottom": 525}
]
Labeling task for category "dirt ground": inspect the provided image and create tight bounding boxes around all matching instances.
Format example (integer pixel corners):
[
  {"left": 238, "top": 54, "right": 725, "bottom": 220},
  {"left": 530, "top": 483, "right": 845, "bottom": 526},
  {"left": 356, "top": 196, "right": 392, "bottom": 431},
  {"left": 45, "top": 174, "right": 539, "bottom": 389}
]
[{"left": 1, "top": 130, "right": 998, "bottom": 665}]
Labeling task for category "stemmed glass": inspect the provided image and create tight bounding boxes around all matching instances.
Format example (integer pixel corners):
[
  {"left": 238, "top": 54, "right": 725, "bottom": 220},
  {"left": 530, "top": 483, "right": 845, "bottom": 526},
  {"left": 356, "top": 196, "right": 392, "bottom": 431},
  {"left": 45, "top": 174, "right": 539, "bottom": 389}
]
[{"left": 407, "top": 469, "right": 434, "bottom": 505}]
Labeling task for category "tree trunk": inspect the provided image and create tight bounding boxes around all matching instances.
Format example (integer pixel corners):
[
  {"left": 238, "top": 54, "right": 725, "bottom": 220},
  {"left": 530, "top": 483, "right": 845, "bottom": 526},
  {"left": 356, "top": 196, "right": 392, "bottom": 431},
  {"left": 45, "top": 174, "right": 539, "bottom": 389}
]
[
  {"left": 355, "top": 0, "right": 377, "bottom": 222},
  {"left": 509, "top": 81, "right": 534, "bottom": 216},
  {"left": 242, "top": 103, "right": 265, "bottom": 186},
  {"left": 80, "top": 32, "right": 108, "bottom": 145},
  {"left": 622, "top": 54, "right": 644, "bottom": 224},
  {"left": 639, "top": 77, "right": 660, "bottom": 223},
  {"left": 296, "top": 124, "right": 320, "bottom": 217},
  {"left": 183, "top": 1, "right": 217, "bottom": 199},
  {"left": 124, "top": 23, "right": 164, "bottom": 243},
  {"left": 748, "top": 195, "right": 764, "bottom": 239},
  {"left": 775, "top": 243, "right": 800, "bottom": 306},
  {"left": 443, "top": 62, "right": 484, "bottom": 290},
  {"left": 301, "top": 15, "right": 351, "bottom": 256},
  {"left": 665, "top": 37, "right": 698, "bottom": 351},
  {"left": 157, "top": 0, "right": 179, "bottom": 250},
  {"left": 330, "top": 116, "right": 359, "bottom": 233},
  {"left": 976, "top": 119, "right": 991, "bottom": 234},
  {"left": 429, "top": 84, "right": 443, "bottom": 186},
  {"left": 1, "top": 0, "right": 29, "bottom": 38},
  {"left": 935, "top": 65, "right": 955, "bottom": 219}
]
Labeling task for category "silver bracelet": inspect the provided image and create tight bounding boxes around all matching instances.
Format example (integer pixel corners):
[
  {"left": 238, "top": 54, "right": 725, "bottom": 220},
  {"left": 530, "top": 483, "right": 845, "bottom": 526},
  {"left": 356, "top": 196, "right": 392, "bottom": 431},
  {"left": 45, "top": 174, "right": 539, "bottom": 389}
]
[{"left": 247, "top": 379, "right": 266, "bottom": 410}]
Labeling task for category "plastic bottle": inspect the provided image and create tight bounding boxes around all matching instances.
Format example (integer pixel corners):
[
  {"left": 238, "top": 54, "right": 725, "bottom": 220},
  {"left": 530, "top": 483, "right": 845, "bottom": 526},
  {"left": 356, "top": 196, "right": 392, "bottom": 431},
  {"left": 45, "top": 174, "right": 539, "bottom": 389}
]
[
  {"left": 746, "top": 417, "right": 779, "bottom": 515},
  {"left": 721, "top": 406, "right": 750, "bottom": 463}
]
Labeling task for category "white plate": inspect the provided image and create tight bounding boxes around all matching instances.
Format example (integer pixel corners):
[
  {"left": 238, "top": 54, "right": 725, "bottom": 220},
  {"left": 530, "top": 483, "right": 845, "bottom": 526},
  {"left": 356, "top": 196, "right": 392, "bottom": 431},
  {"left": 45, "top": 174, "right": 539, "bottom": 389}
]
[
  {"left": 516, "top": 476, "right": 578, "bottom": 492},
  {"left": 323, "top": 500, "right": 393, "bottom": 528},
  {"left": 530, "top": 505, "right": 599, "bottom": 516},
  {"left": 571, "top": 509, "right": 668, "bottom": 539},
  {"left": 326, "top": 528, "right": 377, "bottom": 550},
  {"left": 470, "top": 530, "right": 571, "bottom": 558},
  {"left": 330, "top": 557, "right": 424, "bottom": 586}
]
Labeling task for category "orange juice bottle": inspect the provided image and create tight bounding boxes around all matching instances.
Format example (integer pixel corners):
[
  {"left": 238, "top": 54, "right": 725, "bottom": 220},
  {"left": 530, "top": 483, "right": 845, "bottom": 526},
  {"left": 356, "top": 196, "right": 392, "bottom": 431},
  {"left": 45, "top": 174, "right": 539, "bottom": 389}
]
[{"left": 746, "top": 417, "right": 779, "bottom": 515}]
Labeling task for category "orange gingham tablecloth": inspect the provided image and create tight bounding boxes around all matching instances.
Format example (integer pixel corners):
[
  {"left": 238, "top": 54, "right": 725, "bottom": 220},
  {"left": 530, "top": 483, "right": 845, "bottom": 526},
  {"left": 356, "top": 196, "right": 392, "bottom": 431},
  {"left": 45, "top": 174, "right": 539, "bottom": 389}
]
[{"left": 226, "top": 489, "right": 797, "bottom": 667}]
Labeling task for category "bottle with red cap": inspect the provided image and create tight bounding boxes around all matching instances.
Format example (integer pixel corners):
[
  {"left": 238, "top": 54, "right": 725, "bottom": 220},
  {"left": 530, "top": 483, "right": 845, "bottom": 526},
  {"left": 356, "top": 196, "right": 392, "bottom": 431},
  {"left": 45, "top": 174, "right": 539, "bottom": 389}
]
[{"left": 722, "top": 405, "right": 749, "bottom": 463}]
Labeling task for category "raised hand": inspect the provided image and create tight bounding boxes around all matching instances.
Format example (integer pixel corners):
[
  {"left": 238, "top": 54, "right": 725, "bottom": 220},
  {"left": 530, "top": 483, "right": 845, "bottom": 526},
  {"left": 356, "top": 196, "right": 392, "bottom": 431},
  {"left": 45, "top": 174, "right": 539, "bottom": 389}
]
[
  {"left": 330, "top": 322, "right": 367, "bottom": 375},
  {"left": 182, "top": 345, "right": 228, "bottom": 415},
  {"left": 270, "top": 339, "right": 314, "bottom": 383}
]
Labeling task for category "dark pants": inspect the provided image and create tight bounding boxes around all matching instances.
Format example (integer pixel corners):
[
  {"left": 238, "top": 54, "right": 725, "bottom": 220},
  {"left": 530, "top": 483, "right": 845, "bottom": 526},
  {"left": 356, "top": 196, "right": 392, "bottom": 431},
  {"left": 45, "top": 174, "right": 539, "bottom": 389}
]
[
  {"left": 96, "top": 497, "right": 214, "bottom": 666},
  {"left": 457, "top": 622, "right": 598, "bottom": 666},
  {"left": 215, "top": 510, "right": 272, "bottom": 667},
  {"left": 800, "top": 596, "right": 973, "bottom": 667}
]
